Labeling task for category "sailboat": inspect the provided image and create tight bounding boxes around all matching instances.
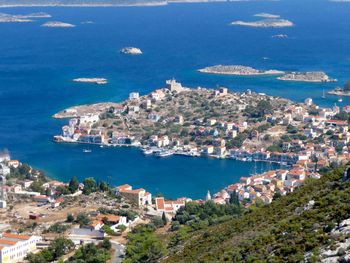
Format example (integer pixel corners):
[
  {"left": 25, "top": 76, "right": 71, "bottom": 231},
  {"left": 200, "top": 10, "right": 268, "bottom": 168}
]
[{"left": 322, "top": 88, "right": 326, "bottom": 99}]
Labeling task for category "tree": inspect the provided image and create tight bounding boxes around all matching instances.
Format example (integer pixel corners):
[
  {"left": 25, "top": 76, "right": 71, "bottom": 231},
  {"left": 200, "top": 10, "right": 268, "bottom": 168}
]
[
  {"left": 162, "top": 212, "right": 168, "bottom": 225},
  {"left": 66, "top": 213, "right": 74, "bottom": 223},
  {"left": 124, "top": 225, "right": 166, "bottom": 263},
  {"left": 229, "top": 191, "right": 240, "bottom": 206},
  {"left": 102, "top": 238, "right": 112, "bottom": 250},
  {"left": 99, "top": 181, "right": 109, "bottom": 192},
  {"left": 68, "top": 176, "right": 79, "bottom": 193},
  {"left": 83, "top": 177, "right": 97, "bottom": 195},
  {"left": 76, "top": 213, "right": 90, "bottom": 227}
]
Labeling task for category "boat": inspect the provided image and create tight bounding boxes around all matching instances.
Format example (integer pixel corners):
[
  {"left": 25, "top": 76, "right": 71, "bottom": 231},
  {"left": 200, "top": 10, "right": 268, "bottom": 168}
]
[
  {"left": 322, "top": 88, "right": 326, "bottom": 99},
  {"left": 154, "top": 150, "right": 174, "bottom": 157},
  {"left": 143, "top": 148, "right": 154, "bottom": 155},
  {"left": 83, "top": 149, "right": 92, "bottom": 153},
  {"left": 338, "top": 97, "right": 343, "bottom": 102}
]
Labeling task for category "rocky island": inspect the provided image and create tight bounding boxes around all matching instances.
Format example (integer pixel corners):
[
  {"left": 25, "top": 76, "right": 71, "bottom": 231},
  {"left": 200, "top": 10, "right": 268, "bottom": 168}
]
[
  {"left": 277, "top": 71, "right": 337, "bottom": 83},
  {"left": 41, "top": 21, "right": 75, "bottom": 28},
  {"left": 73, "top": 78, "right": 108, "bottom": 85},
  {"left": 328, "top": 81, "right": 350, "bottom": 96},
  {"left": 120, "top": 47, "right": 143, "bottom": 55},
  {"left": 272, "top": 34, "right": 288, "bottom": 39},
  {"left": 254, "top": 13, "right": 281, "bottom": 19},
  {"left": 198, "top": 65, "right": 284, "bottom": 76},
  {"left": 231, "top": 18, "right": 294, "bottom": 28}
]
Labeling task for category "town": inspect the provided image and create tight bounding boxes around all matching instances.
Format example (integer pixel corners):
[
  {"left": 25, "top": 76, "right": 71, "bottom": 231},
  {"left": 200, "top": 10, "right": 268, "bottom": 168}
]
[{"left": 2, "top": 80, "right": 350, "bottom": 261}]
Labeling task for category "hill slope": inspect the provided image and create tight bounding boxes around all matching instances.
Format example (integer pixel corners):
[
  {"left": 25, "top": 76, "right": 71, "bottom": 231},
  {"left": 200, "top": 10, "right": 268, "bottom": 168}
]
[{"left": 162, "top": 167, "right": 350, "bottom": 262}]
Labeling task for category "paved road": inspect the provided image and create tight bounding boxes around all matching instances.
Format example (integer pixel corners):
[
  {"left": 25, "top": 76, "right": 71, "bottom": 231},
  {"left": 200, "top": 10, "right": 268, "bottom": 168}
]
[{"left": 111, "top": 240, "right": 125, "bottom": 263}]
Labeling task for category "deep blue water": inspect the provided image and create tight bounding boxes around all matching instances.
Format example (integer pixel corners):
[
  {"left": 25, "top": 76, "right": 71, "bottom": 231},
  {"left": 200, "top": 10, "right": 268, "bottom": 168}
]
[{"left": 0, "top": 0, "right": 350, "bottom": 199}]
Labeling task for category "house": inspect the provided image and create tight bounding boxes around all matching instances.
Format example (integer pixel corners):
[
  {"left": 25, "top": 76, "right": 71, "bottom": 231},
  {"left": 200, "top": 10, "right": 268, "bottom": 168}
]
[
  {"left": 116, "top": 184, "right": 152, "bottom": 207},
  {"left": 214, "top": 146, "right": 226, "bottom": 156},
  {"left": 51, "top": 198, "right": 64, "bottom": 208},
  {"left": 0, "top": 165, "right": 10, "bottom": 176},
  {"left": 0, "top": 232, "right": 42, "bottom": 263},
  {"left": 155, "top": 197, "right": 189, "bottom": 214},
  {"left": 96, "top": 214, "right": 128, "bottom": 227},
  {"left": 207, "top": 119, "right": 217, "bottom": 126},
  {"left": 150, "top": 89, "right": 165, "bottom": 101},
  {"left": 33, "top": 195, "right": 51, "bottom": 204},
  {"left": 214, "top": 87, "right": 228, "bottom": 97},
  {"left": 129, "top": 92, "right": 140, "bottom": 100},
  {"left": 7, "top": 160, "right": 19, "bottom": 168},
  {"left": 21, "top": 180, "right": 33, "bottom": 189},
  {"left": 69, "top": 228, "right": 105, "bottom": 241},
  {"left": 174, "top": 115, "right": 184, "bottom": 125},
  {"left": 203, "top": 145, "right": 214, "bottom": 155},
  {"left": 0, "top": 152, "right": 10, "bottom": 163},
  {"left": 148, "top": 113, "right": 160, "bottom": 122}
]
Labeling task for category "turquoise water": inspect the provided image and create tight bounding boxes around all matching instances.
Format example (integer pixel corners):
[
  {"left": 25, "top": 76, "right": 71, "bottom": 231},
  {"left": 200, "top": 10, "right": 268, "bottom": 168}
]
[{"left": 0, "top": 0, "right": 350, "bottom": 198}]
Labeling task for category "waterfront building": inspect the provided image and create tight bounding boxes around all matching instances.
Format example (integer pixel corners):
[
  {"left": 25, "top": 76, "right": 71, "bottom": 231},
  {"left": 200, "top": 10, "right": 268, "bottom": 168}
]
[{"left": 0, "top": 233, "right": 42, "bottom": 263}]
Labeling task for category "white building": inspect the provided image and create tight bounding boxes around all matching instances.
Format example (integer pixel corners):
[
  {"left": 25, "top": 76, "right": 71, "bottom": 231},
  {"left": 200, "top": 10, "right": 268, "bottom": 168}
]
[
  {"left": 129, "top": 92, "right": 140, "bottom": 100},
  {"left": 0, "top": 233, "right": 42, "bottom": 263}
]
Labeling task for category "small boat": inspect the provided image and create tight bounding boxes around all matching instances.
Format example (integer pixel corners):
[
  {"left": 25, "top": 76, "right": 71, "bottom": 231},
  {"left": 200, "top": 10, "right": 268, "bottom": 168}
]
[
  {"left": 155, "top": 150, "right": 173, "bottom": 157},
  {"left": 322, "top": 88, "right": 326, "bottom": 99},
  {"left": 338, "top": 98, "right": 343, "bottom": 102},
  {"left": 83, "top": 149, "right": 92, "bottom": 153},
  {"left": 143, "top": 148, "right": 153, "bottom": 155}
]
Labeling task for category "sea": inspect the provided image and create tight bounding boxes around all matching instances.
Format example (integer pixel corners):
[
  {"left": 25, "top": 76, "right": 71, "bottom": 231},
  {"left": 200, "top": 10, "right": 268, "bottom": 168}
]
[{"left": 0, "top": 0, "right": 349, "bottom": 199}]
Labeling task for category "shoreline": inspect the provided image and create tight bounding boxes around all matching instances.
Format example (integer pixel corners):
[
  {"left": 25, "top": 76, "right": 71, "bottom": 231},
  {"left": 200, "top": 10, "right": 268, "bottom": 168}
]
[{"left": 53, "top": 135, "right": 292, "bottom": 167}]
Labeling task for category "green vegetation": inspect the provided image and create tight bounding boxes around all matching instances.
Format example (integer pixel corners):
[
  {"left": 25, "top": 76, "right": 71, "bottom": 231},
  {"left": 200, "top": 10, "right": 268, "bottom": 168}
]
[
  {"left": 45, "top": 223, "right": 70, "bottom": 234},
  {"left": 161, "top": 166, "right": 350, "bottom": 262},
  {"left": 67, "top": 239, "right": 111, "bottom": 263},
  {"left": 26, "top": 237, "right": 75, "bottom": 263},
  {"left": 123, "top": 224, "right": 166, "bottom": 263},
  {"left": 244, "top": 100, "right": 273, "bottom": 118}
]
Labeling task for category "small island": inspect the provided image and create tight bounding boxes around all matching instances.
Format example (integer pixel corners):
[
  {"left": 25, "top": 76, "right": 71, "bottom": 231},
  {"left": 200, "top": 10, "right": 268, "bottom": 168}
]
[
  {"left": 254, "top": 13, "right": 280, "bottom": 19},
  {"left": 328, "top": 81, "right": 350, "bottom": 96},
  {"left": 277, "top": 71, "right": 337, "bottom": 83},
  {"left": 198, "top": 65, "right": 284, "bottom": 76},
  {"left": 0, "top": 12, "right": 51, "bottom": 23},
  {"left": 272, "top": 34, "right": 288, "bottom": 39},
  {"left": 120, "top": 47, "right": 143, "bottom": 55},
  {"left": 231, "top": 18, "right": 294, "bottom": 28},
  {"left": 73, "top": 78, "right": 108, "bottom": 85},
  {"left": 41, "top": 21, "right": 75, "bottom": 28}
]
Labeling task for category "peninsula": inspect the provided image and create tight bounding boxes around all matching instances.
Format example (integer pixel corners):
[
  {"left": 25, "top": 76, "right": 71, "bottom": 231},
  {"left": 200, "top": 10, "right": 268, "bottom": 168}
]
[
  {"left": 53, "top": 78, "right": 349, "bottom": 177},
  {"left": 277, "top": 71, "right": 337, "bottom": 83},
  {"left": 41, "top": 21, "right": 75, "bottom": 28},
  {"left": 120, "top": 47, "right": 142, "bottom": 55},
  {"left": 198, "top": 65, "right": 284, "bottom": 76},
  {"left": 73, "top": 78, "right": 108, "bottom": 85}
]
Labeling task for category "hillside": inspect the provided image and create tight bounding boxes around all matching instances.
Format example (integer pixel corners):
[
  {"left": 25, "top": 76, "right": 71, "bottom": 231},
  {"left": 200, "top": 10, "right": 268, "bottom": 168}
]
[{"left": 160, "top": 166, "right": 350, "bottom": 262}]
